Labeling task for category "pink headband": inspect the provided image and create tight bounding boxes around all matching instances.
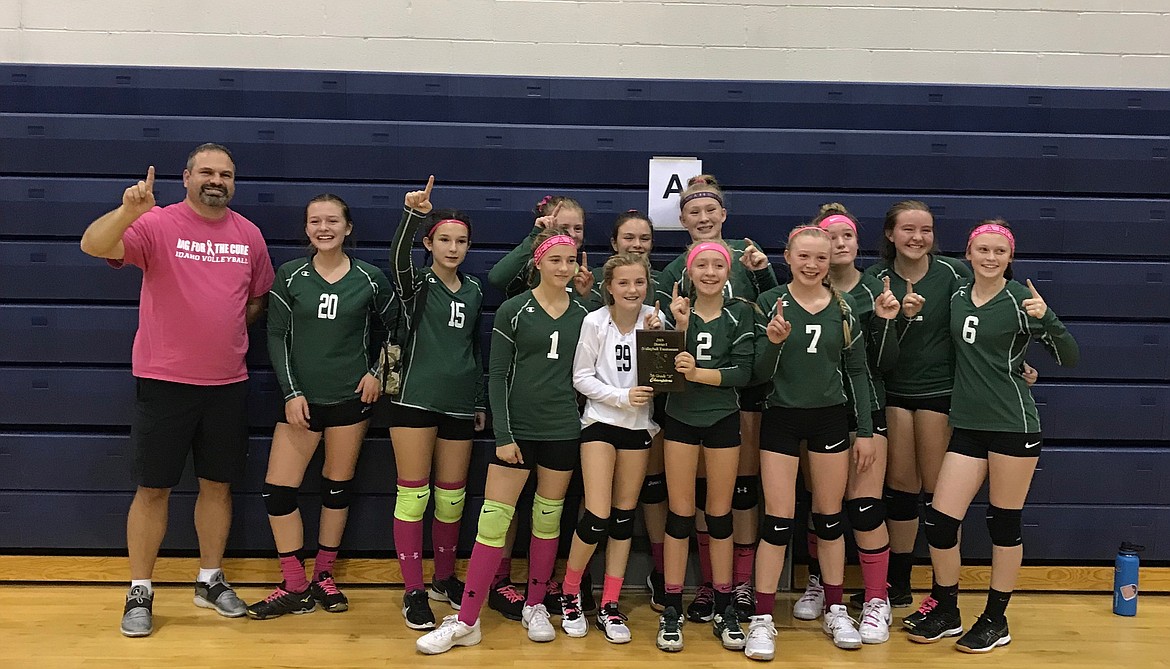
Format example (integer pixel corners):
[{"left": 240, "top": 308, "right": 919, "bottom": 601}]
[
  {"left": 428, "top": 218, "right": 469, "bottom": 238},
  {"left": 686, "top": 242, "right": 731, "bottom": 268},
  {"left": 680, "top": 191, "right": 724, "bottom": 208},
  {"left": 533, "top": 234, "right": 576, "bottom": 265},
  {"left": 968, "top": 223, "right": 1015, "bottom": 252},
  {"left": 788, "top": 225, "right": 829, "bottom": 241},
  {"left": 818, "top": 214, "right": 857, "bottom": 235}
]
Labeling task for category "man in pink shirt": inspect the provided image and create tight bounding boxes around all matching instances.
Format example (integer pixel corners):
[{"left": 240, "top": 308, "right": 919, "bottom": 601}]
[{"left": 81, "top": 143, "right": 275, "bottom": 637}]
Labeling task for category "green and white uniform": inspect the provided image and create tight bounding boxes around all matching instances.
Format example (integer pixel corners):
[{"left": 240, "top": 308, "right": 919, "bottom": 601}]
[
  {"left": 754, "top": 287, "right": 874, "bottom": 437},
  {"left": 663, "top": 299, "right": 756, "bottom": 428},
  {"left": 864, "top": 255, "right": 971, "bottom": 399},
  {"left": 949, "top": 280, "right": 1079, "bottom": 433},
  {"left": 654, "top": 238, "right": 779, "bottom": 306},
  {"left": 389, "top": 207, "right": 486, "bottom": 418},
  {"left": 489, "top": 290, "right": 592, "bottom": 446},
  {"left": 268, "top": 257, "right": 397, "bottom": 404}
]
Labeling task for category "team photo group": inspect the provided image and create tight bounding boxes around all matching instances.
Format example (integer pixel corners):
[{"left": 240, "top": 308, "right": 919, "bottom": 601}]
[{"left": 80, "top": 142, "right": 1079, "bottom": 660}]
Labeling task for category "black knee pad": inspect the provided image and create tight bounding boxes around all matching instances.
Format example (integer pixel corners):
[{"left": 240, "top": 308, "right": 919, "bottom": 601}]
[
  {"left": 924, "top": 506, "right": 962, "bottom": 550},
  {"left": 732, "top": 475, "right": 758, "bottom": 511},
  {"left": 263, "top": 483, "right": 299, "bottom": 517},
  {"left": 986, "top": 506, "right": 1023, "bottom": 547},
  {"left": 846, "top": 497, "right": 886, "bottom": 533},
  {"left": 705, "top": 511, "right": 733, "bottom": 540},
  {"left": 665, "top": 511, "right": 695, "bottom": 540},
  {"left": 694, "top": 478, "right": 707, "bottom": 511},
  {"left": 608, "top": 507, "right": 637, "bottom": 541},
  {"left": 760, "top": 515, "right": 793, "bottom": 547},
  {"left": 884, "top": 486, "right": 920, "bottom": 522},
  {"left": 321, "top": 478, "right": 353, "bottom": 510},
  {"left": 575, "top": 509, "right": 610, "bottom": 545},
  {"left": 812, "top": 511, "right": 846, "bottom": 541},
  {"left": 640, "top": 473, "right": 667, "bottom": 505}
]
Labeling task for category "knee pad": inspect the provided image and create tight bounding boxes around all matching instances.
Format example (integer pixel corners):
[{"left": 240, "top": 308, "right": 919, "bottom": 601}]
[
  {"left": 812, "top": 511, "right": 846, "bottom": 541},
  {"left": 694, "top": 478, "right": 707, "bottom": 511},
  {"left": 640, "top": 473, "right": 667, "bottom": 505},
  {"left": 321, "top": 478, "right": 353, "bottom": 510},
  {"left": 986, "top": 506, "right": 1023, "bottom": 547},
  {"left": 846, "top": 497, "right": 886, "bottom": 533},
  {"left": 433, "top": 484, "right": 466, "bottom": 524},
  {"left": 884, "top": 486, "right": 920, "bottom": 522},
  {"left": 531, "top": 494, "right": 564, "bottom": 540},
  {"left": 574, "top": 509, "right": 609, "bottom": 545},
  {"left": 732, "top": 475, "right": 758, "bottom": 511},
  {"left": 394, "top": 481, "right": 430, "bottom": 522},
  {"left": 760, "top": 515, "right": 794, "bottom": 548},
  {"left": 262, "top": 483, "right": 299, "bottom": 517},
  {"left": 665, "top": 511, "right": 695, "bottom": 540},
  {"left": 924, "top": 506, "right": 962, "bottom": 550},
  {"left": 475, "top": 499, "right": 515, "bottom": 548},
  {"left": 706, "top": 511, "right": 733, "bottom": 540},
  {"left": 608, "top": 507, "right": 637, "bottom": 541}
]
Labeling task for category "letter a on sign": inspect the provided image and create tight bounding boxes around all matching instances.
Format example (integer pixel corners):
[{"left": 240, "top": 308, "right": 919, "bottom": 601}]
[{"left": 649, "top": 157, "right": 702, "bottom": 231}]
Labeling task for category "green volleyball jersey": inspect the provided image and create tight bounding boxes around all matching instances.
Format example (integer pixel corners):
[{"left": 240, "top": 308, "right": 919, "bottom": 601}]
[
  {"left": 487, "top": 225, "right": 603, "bottom": 309},
  {"left": 268, "top": 257, "right": 397, "bottom": 405},
  {"left": 845, "top": 273, "right": 898, "bottom": 410},
  {"left": 663, "top": 299, "right": 756, "bottom": 428},
  {"left": 489, "top": 291, "right": 592, "bottom": 446},
  {"left": 949, "top": 280, "right": 1079, "bottom": 433},
  {"left": 390, "top": 207, "right": 486, "bottom": 418},
  {"left": 655, "top": 238, "right": 779, "bottom": 308},
  {"left": 754, "top": 287, "right": 874, "bottom": 437},
  {"left": 864, "top": 255, "right": 971, "bottom": 398}
]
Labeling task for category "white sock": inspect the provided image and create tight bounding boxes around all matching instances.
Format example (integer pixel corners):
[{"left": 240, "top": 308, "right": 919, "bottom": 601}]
[
  {"left": 130, "top": 579, "right": 153, "bottom": 594},
  {"left": 197, "top": 568, "right": 222, "bottom": 584}
]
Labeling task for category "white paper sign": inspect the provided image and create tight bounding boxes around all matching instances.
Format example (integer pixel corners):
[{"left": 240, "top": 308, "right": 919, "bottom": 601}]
[{"left": 649, "top": 157, "right": 702, "bottom": 231}]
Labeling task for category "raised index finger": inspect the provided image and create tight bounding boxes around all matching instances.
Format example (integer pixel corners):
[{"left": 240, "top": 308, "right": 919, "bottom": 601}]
[
  {"left": 882, "top": 275, "right": 891, "bottom": 293},
  {"left": 906, "top": 281, "right": 915, "bottom": 296},
  {"left": 1026, "top": 279, "right": 1042, "bottom": 299},
  {"left": 550, "top": 201, "right": 562, "bottom": 220},
  {"left": 145, "top": 165, "right": 155, "bottom": 189},
  {"left": 422, "top": 174, "right": 435, "bottom": 197},
  {"left": 672, "top": 282, "right": 679, "bottom": 300},
  {"left": 776, "top": 296, "right": 784, "bottom": 319}
]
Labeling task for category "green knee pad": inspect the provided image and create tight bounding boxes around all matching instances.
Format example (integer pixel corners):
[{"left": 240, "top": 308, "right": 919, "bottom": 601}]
[
  {"left": 394, "top": 484, "right": 430, "bottom": 523},
  {"left": 531, "top": 494, "right": 564, "bottom": 540},
  {"left": 433, "top": 486, "right": 466, "bottom": 524},
  {"left": 475, "top": 500, "right": 515, "bottom": 548}
]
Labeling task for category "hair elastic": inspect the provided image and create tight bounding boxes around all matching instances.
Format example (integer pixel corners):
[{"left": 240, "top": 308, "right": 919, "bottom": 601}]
[
  {"left": 427, "top": 218, "right": 469, "bottom": 238},
  {"left": 686, "top": 241, "right": 732, "bottom": 269},
  {"left": 818, "top": 214, "right": 857, "bottom": 235},
  {"left": 533, "top": 234, "right": 576, "bottom": 265},
  {"left": 968, "top": 223, "right": 1015, "bottom": 252},
  {"left": 680, "top": 190, "right": 724, "bottom": 208}
]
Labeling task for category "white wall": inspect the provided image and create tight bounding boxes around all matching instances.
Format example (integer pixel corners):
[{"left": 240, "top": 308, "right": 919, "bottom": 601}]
[{"left": 2, "top": 0, "right": 1169, "bottom": 88}]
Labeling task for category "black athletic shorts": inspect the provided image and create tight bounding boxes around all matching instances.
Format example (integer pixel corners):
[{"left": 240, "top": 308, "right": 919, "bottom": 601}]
[
  {"left": 847, "top": 408, "right": 889, "bottom": 437},
  {"left": 131, "top": 378, "right": 249, "bottom": 489},
  {"left": 662, "top": 412, "right": 740, "bottom": 449},
  {"left": 738, "top": 383, "right": 769, "bottom": 413},
  {"left": 948, "top": 428, "right": 1043, "bottom": 459},
  {"left": 581, "top": 422, "right": 653, "bottom": 451},
  {"left": 761, "top": 404, "right": 851, "bottom": 457},
  {"left": 388, "top": 402, "right": 475, "bottom": 441},
  {"left": 278, "top": 397, "right": 373, "bottom": 432},
  {"left": 885, "top": 393, "right": 951, "bottom": 415},
  {"left": 493, "top": 438, "right": 580, "bottom": 472}
]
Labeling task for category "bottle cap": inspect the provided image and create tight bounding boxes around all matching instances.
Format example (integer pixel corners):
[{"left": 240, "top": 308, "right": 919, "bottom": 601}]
[{"left": 1120, "top": 542, "right": 1146, "bottom": 553}]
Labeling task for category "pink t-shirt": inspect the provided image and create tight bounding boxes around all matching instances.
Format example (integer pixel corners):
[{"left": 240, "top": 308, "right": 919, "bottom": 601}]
[{"left": 110, "top": 201, "right": 275, "bottom": 385}]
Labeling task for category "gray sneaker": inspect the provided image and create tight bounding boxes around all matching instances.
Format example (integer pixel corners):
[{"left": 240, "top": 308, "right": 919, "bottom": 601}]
[
  {"left": 194, "top": 571, "right": 247, "bottom": 618},
  {"left": 121, "top": 585, "right": 154, "bottom": 637}
]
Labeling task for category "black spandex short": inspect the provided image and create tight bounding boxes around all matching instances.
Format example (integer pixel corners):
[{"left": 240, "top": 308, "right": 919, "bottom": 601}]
[
  {"left": 278, "top": 397, "right": 373, "bottom": 432},
  {"left": 131, "top": 378, "right": 249, "bottom": 489},
  {"left": 760, "top": 404, "right": 851, "bottom": 457},
  {"left": 388, "top": 402, "right": 475, "bottom": 441},
  {"left": 581, "top": 422, "right": 653, "bottom": 451},
  {"left": 662, "top": 412, "right": 740, "bottom": 449},
  {"left": 948, "top": 428, "right": 1043, "bottom": 459},
  {"left": 885, "top": 393, "right": 951, "bottom": 415},
  {"left": 738, "top": 383, "right": 769, "bottom": 413},
  {"left": 492, "top": 438, "right": 580, "bottom": 472}
]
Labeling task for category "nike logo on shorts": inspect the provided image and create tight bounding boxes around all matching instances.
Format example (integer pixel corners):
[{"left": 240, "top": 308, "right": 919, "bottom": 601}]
[
  {"left": 826, "top": 439, "right": 846, "bottom": 450},
  {"left": 1024, "top": 441, "right": 1040, "bottom": 449}
]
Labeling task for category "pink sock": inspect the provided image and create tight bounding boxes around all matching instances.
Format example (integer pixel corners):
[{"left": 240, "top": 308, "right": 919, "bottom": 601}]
[
  {"left": 859, "top": 546, "right": 890, "bottom": 602},
  {"left": 696, "top": 532, "right": 713, "bottom": 584},
  {"left": 431, "top": 480, "right": 465, "bottom": 581},
  {"left": 823, "top": 582, "right": 844, "bottom": 610},
  {"left": 602, "top": 574, "right": 623, "bottom": 606},
  {"left": 525, "top": 536, "right": 559, "bottom": 606},
  {"left": 312, "top": 546, "right": 338, "bottom": 581},
  {"left": 394, "top": 478, "right": 428, "bottom": 592},
  {"left": 562, "top": 566, "right": 584, "bottom": 596},
  {"left": 458, "top": 541, "right": 503, "bottom": 626},
  {"left": 756, "top": 590, "right": 776, "bottom": 616},
  {"left": 733, "top": 543, "right": 755, "bottom": 584},
  {"left": 279, "top": 553, "right": 308, "bottom": 593},
  {"left": 496, "top": 557, "right": 512, "bottom": 582},
  {"left": 650, "top": 542, "right": 665, "bottom": 574}
]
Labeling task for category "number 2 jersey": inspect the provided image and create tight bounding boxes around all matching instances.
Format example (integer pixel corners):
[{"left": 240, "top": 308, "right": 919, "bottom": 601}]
[
  {"left": 267, "top": 257, "right": 397, "bottom": 405},
  {"left": 390, "top": 207, "right": 486, "bottom": 419},
  {"left": 949, "top": 279, "right": 1079, "bottom": 433},
  {"left": 663, "top": 299, "right": 756, "bottom": 428}
]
